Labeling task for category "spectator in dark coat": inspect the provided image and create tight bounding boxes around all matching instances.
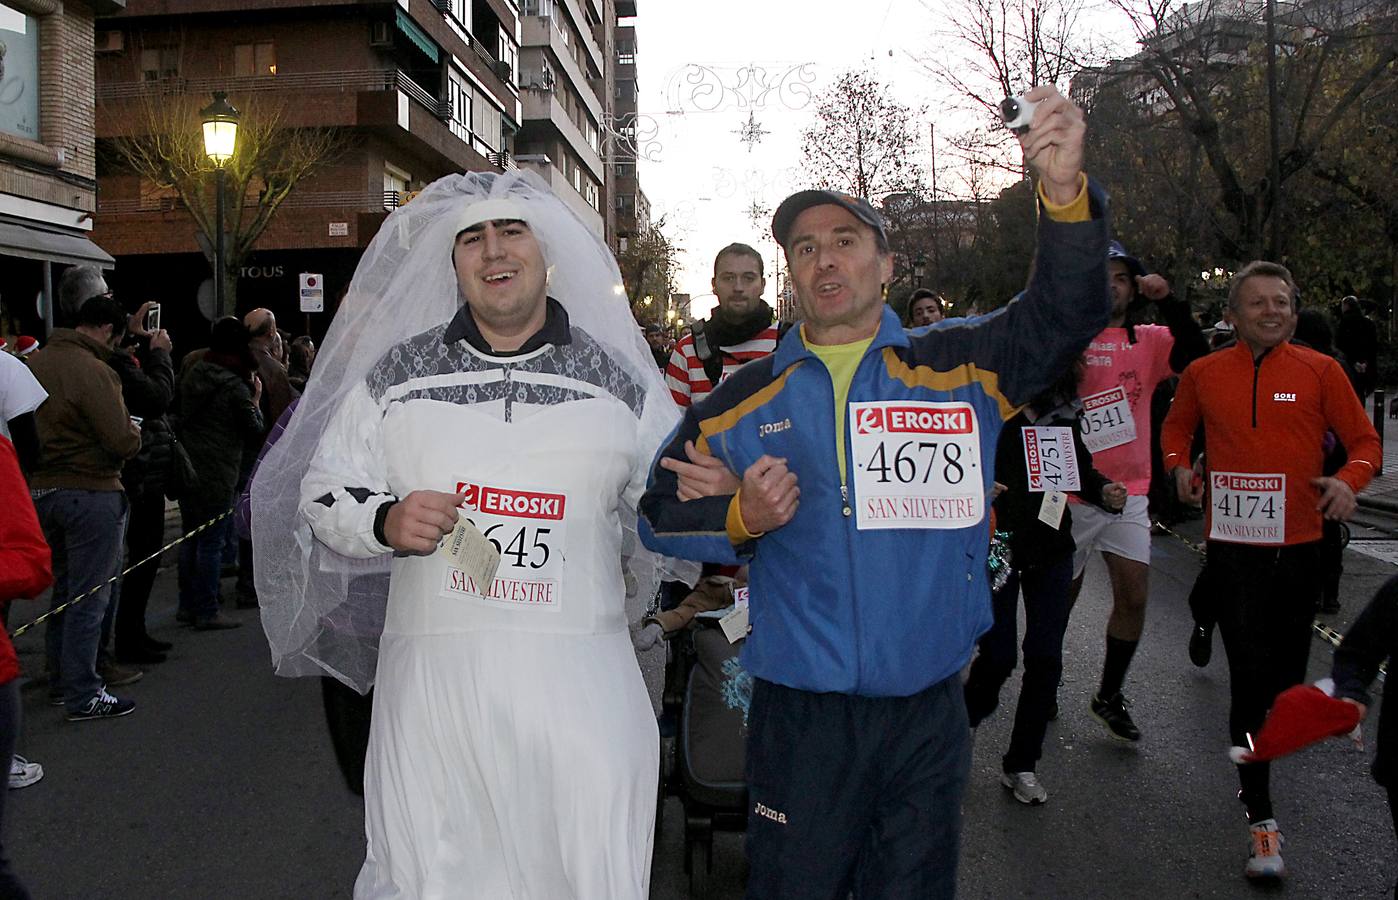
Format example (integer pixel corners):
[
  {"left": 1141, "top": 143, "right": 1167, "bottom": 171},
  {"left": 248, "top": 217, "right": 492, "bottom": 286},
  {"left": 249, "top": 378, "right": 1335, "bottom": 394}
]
[
  {"left": 237, "top": 308, "right": 298, "bottom": 609},
  {"left": 287, "top": 336, "right": 316, "bottom": 393},
  {"left": 1295, "top": 309, "right": 1355, "bottom": 614},
  {"left": 110, "top": 301, "right": 178, "bottom": 663},
  {"left": 175, "top": 317, "right": 262, "bottom": 631},
  {"left": 1330, "top": 577, "right": 1396, "bottom": 898},
  {"left": 1335, "top": 296, "right": 1379, "bottom": 400},
  {"left": 28, "top": 266, "right": 142, "bottom": 719}
]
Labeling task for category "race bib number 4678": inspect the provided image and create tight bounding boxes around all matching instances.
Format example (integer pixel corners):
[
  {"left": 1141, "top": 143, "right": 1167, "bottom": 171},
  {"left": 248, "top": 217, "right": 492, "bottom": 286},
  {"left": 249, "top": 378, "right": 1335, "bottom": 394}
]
[
  {"left": 441, "top": 480, "right": 567, "bottom": 609},
  {"left": 849, "top": 401, "right": 983, "bottom": 530}
]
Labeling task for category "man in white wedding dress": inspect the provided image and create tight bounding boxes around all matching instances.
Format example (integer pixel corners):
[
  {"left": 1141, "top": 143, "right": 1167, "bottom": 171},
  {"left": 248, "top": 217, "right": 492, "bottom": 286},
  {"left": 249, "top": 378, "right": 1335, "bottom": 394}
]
[{"left": 252, "top": 171, "right": 681, "bottom": 899}]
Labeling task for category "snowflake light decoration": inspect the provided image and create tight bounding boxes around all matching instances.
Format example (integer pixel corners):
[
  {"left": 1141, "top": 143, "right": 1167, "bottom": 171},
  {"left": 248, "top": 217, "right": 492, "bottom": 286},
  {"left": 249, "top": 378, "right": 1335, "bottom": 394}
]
[{"left": 733, "top": 112, "right": 769, "bottom": 153}]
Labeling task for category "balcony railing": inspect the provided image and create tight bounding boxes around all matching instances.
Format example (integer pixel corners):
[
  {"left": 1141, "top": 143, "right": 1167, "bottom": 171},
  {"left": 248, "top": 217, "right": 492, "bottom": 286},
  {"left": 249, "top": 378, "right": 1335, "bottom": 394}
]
[
  {"left": 98, "top": 70, "right": 449, "bottom": 123},
  {"left": 97, "top": 190, "right": 397, "bottom": 216}
]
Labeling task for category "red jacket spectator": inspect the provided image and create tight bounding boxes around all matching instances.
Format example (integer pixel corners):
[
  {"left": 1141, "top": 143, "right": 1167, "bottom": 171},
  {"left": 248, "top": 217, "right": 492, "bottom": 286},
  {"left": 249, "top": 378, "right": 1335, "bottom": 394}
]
[{"left": 0, "top": 436, "right": 52, "bottom": 683}]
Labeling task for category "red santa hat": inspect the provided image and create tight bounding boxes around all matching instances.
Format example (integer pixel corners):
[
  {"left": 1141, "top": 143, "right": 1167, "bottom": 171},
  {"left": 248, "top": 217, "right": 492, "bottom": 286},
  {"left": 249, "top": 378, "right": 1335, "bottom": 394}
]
[
  {"left": 1228, "top": 681, "right": 1363, "bottom": 764},
  {"left": 14, "top": 335, "right": 37, "bottom": 357}
]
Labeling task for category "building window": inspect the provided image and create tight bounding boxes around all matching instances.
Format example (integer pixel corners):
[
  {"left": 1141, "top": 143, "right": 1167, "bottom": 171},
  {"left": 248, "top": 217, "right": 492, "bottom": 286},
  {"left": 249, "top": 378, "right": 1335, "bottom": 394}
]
[
  {"left": 521, "top": 0, "right": 552, "bottom": 14},
  {"left": 384, "top": 163, "right": 411, "bottom": 210},
  {"left": 447, "top": 0, "right": 469, "bottom": 30},
  {"left": 0, "top": 5, "right": 39, "bottom": 141},
  {"left": 618, "top": 51, "right": 635, "bottom": 66},
  {"left": 498, "top": 27, "right": 518, "bottom": 86},
  {"left": 233, "top": 42, "right": 276, "bottom": 77},
  {"left": 448, "top": 67, "right": 471, "bottom": 143},
  {"left": 471, "top": 87, "right": 502, "bottom": 155},
  {"left": 140, "top": 45, "right": 180, "bottom": 81},
  {"left": 584, "top": 179, "right": 599, "bottom": 211}
]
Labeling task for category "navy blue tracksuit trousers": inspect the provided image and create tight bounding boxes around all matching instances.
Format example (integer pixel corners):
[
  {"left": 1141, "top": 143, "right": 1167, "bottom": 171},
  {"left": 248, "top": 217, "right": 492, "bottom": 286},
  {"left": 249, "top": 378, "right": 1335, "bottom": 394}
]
[{"left": 744, "top": 673, "right": 971, "bottom": 899}]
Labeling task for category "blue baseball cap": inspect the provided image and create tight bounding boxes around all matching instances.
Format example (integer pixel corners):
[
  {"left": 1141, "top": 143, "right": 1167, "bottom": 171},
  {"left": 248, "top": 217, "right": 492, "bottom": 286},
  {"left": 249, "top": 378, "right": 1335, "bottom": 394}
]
[
  {"left": 1107, "top": 240, "right": 1146, "bottom": 279},
  {"left": 772, "top": 190, "right": 888, "bottom": 251}
]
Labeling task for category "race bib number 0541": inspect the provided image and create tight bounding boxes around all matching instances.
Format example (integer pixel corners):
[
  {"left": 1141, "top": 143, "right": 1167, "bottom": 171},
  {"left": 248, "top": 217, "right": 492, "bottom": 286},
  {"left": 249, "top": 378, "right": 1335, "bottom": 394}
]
[
  {"left": 442, "top": 480, "right": 567, "bottom": 609},
  {"left": 850, "top": 401, "right": 983, "bottom": 530},
  {"left": 1209, "top": 472, "right": 1285, "bottom": 545},
  {"left": 1079, "top": 385, "right": 1137, "bottom": 454}
]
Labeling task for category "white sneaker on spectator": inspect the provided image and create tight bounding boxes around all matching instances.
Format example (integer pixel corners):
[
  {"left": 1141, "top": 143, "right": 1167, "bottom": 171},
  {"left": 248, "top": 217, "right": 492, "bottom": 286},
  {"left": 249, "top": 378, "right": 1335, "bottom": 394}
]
[{"left": 9, "top": 755, "right": 42, "bottom": 789}]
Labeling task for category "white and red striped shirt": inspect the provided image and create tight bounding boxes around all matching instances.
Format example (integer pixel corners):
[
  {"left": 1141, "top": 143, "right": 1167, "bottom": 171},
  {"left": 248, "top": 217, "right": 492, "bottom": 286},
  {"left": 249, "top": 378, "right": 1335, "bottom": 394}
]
[{"left": 665, "top": 325, "right": 781, "bottom": 407}]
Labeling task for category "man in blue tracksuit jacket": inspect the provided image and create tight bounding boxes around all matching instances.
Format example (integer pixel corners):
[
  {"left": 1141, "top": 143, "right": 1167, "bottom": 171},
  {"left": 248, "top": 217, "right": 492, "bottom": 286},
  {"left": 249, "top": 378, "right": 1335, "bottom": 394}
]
[{"left": 639, "top": 86, "right": 1109, "bottom": 899}]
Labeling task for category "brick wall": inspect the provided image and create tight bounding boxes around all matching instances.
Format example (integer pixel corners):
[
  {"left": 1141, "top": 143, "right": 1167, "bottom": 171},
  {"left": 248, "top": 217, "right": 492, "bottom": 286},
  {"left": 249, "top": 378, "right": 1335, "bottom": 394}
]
[{"left": 0, "top": 1, "right": 99, "bottom": 214}]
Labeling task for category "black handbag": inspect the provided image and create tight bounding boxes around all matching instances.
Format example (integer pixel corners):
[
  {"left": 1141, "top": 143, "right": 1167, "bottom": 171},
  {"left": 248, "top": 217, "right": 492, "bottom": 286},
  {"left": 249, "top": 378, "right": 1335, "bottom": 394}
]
[{"left": 164, "top": 432, "right": 199, "bottom": 501}]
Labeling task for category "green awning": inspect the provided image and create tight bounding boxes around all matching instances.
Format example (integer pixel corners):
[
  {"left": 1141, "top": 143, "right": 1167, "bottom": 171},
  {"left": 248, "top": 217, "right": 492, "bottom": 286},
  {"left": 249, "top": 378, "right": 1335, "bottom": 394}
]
[{"left": 396, "top": 9, "right": 440, "bottom": 64}]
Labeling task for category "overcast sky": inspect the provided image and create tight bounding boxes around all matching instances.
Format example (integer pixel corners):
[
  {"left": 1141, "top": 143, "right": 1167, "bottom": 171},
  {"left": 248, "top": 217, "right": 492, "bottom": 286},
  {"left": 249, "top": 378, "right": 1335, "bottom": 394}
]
[{"left": 632, "top": 0, "right": 1138, "bottom": 317}]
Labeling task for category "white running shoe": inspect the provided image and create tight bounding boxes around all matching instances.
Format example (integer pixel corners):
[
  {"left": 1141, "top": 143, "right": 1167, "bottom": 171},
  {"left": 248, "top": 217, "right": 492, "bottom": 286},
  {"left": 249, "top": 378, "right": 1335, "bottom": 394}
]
[
  {"left": 8, "top": 755, "right": 42, "bottom": 790},
  {"left": 1000, "top": 771, "right": 1048, "bottom": 805},
  {"left": 1245, "top": 818, "right": 1286, "bottom": 879}
]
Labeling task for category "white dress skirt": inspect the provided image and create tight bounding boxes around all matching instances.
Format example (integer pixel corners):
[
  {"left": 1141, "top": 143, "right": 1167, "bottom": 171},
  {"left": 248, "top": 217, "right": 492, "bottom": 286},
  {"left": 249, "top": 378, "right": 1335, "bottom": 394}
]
[
  {"left": 297, "top": 333, "right": 675, "bottom": 898},
  {"left": 355, "top": 630, "right": 658, "bottom": 899}
]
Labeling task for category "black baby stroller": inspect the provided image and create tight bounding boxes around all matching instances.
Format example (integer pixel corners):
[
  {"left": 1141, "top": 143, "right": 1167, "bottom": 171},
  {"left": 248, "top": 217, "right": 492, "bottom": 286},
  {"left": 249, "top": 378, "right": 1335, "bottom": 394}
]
[{"left": 656, "top": 593, "right": 751, "bottom": 896}]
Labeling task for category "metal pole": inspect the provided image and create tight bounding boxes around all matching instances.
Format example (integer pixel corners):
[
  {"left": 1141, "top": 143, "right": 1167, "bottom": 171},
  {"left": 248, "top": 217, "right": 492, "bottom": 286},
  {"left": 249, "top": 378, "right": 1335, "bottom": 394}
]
[
  {"left": 1266, "top": 0, "right": 1282, "bottom": 260},
  {"left": 215, "top": 166, "right": 226, "bottom": 320},
  {"left": 1374, "top": 388, "right": 1386, "bottom": 476},
  {"left": 40, "top": 260, "right": 52, "bottom": 337}
]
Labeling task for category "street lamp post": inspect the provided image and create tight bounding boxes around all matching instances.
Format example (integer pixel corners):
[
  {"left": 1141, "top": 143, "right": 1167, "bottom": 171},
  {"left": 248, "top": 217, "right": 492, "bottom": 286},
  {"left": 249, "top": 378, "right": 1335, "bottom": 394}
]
[
  {"left": 201, "top": 91, "right": 240, "bottom": 320},
  {"left": 913, "top": 256, "right": 927, "bottom": 289}
]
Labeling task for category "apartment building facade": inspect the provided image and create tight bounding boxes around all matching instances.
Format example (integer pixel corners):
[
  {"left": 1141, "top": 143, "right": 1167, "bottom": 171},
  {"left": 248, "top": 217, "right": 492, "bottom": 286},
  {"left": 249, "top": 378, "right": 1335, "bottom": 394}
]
[
  {"left": 514, "top": 0, "right": 615, "bottom": 240},
  {"left": 611, "top": 16, "right": 649, "bottom": 253},
  {"left": 0, "top": 0, "right": 124, "bottom": 342},
  {"left": 92, "top": 0, "right": 524, "bottom": 338}
]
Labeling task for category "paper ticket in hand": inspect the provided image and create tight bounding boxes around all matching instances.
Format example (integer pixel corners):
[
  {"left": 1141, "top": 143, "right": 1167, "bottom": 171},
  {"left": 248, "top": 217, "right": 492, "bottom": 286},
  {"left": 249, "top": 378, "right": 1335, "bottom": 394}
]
[{"left": 440, "top": 513, "right": 501, "bottom": 589}]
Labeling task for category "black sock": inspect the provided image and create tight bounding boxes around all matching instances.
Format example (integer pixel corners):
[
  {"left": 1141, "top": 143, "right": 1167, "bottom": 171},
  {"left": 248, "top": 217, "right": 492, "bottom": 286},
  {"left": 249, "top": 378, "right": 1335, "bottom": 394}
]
[{"left": 1099, "top": 635, "right": 1139, "bottom": 699}]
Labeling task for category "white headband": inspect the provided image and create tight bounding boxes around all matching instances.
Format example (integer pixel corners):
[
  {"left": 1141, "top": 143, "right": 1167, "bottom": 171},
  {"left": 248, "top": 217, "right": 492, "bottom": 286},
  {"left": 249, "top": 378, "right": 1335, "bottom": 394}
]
[{"left": 454, "top": 198, "right": 531, "bottom": 235}]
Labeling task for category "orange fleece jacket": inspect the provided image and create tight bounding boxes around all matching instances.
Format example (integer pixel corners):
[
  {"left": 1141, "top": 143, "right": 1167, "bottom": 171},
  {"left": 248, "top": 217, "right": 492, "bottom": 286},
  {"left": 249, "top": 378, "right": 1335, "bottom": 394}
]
[{"left": 1160, "top": 341, "right": 1379, "bottom": 546}]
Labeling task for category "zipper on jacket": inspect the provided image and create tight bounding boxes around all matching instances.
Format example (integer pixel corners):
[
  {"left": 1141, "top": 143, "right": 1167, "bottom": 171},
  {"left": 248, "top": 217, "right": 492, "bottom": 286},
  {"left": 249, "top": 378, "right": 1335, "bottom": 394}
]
[{"left": 1250, "top": 348, "right": 1271, "bottom": 428}]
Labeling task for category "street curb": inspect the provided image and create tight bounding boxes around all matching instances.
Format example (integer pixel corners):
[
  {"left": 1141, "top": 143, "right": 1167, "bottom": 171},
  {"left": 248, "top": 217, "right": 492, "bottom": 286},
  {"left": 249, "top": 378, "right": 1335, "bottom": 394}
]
[{"left": 1358, "top": 493, "right": 1398, "bottom": 514}]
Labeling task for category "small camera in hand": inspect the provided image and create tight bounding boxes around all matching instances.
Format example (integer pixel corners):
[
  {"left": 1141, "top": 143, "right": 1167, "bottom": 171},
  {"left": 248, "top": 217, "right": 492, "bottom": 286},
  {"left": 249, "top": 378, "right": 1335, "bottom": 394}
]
[{"left": 1000, "top": 95, "right": 1038, "bottom": 134}]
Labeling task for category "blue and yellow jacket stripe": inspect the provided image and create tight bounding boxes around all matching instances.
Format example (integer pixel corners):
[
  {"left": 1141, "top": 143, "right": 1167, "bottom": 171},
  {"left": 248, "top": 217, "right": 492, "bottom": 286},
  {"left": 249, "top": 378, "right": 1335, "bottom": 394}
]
[{"left": 639, "top": 179, "right": 1111, "bottom": 697}]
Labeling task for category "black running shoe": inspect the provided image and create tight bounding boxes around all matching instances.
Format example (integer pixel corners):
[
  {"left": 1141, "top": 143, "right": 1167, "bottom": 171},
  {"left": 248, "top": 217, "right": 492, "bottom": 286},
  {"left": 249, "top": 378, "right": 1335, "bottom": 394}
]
[
  {"left": 1189, "top": 623, "right": 1213, "bottom": 668},
  {"left": 1090, "top": 692, "right": 1141, "bottom": 742}
]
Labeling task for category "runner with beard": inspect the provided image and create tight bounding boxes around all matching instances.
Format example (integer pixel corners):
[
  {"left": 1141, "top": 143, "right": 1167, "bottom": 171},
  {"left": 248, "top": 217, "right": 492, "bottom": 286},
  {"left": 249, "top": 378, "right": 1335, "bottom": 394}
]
[{"left": 666, "top": 243, "right": 781, "bottom": 406}]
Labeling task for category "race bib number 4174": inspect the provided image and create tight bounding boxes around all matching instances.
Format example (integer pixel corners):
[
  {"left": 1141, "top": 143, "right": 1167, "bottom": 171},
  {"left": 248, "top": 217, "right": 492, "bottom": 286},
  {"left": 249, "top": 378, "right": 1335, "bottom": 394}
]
[
  {"left": 849, "top": 401, "right": 983, "bottom": 530},
  {"left": 1209, "top": 472, "right": 1285, "bottom": 545}
]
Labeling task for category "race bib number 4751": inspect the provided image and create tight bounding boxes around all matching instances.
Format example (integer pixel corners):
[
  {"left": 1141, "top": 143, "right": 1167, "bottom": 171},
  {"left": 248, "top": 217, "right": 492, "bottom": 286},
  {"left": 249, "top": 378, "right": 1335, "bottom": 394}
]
[
  {"left": 441, "top": 480, "right": 567, "bottom": 609},
  {"left": 849, "top": 401, "right": 983, "bottom": 530},
  {"left": 1023, "top": 426, "right": 1081, "bottom": 493}
]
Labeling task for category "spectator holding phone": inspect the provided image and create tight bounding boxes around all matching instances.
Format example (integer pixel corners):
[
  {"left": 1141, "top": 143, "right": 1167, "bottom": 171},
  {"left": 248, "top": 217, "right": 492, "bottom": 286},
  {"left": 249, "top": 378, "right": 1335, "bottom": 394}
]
[{"left": 109, "top": 301, "right": 178, "bottom": 664}]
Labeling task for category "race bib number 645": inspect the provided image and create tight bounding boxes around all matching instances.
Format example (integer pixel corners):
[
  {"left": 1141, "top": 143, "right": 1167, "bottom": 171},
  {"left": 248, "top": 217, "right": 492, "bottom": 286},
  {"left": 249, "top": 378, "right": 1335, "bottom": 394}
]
[
  {"left": 849, "top": 401, "right": 983, "bottom": 530},
  {"left": 441, "top": 480, "right": 567, "bottom": 609}
]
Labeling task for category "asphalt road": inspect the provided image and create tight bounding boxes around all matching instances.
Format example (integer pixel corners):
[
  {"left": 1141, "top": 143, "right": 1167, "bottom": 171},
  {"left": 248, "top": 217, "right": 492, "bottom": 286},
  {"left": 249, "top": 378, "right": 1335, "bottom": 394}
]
[{"left": 6, "top": 510, "right": 1394, "bottom": 899}]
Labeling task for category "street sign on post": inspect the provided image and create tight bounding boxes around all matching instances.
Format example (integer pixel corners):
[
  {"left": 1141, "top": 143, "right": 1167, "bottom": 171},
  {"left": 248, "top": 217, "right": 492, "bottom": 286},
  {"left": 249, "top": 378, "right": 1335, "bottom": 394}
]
[{"left": 299, "top": 273, "right": 325, "bottom": 313}]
